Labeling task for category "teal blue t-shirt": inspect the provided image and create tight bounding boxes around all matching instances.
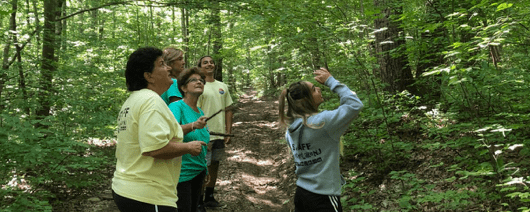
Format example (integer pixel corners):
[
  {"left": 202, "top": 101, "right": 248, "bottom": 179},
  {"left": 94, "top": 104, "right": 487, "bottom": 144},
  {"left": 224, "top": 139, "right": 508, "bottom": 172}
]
[
  {"left": 161, "top": 79, "right": 183, "bottom": 105},
  {"left": 168, "top": 100, "right": 210, "bottom": 182}
]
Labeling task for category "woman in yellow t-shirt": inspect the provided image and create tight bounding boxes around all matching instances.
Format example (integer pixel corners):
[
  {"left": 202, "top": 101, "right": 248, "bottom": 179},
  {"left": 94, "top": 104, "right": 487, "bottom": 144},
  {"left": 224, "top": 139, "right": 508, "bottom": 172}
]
[{"left": 112, "top": 47, "right": 206, "bottom": 212}]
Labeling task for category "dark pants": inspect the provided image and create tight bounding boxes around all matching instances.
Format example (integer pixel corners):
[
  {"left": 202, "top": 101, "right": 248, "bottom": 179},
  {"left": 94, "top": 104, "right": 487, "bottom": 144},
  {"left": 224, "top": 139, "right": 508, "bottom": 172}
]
[
  {"left": 112, "top": 190, "right": 177, "bottom": 212},
  {"left": 294, "top": 186, "right": 342, "bottom": 212},
  {"left": 177, "top": 170, "right": 207, "bottom": 212}
]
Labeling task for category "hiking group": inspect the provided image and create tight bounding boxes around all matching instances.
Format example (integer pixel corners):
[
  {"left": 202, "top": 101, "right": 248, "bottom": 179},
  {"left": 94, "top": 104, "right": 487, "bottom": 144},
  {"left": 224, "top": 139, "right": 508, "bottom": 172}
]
[{"left": 112, "top": 46, "right": 363, "bottom": 212}]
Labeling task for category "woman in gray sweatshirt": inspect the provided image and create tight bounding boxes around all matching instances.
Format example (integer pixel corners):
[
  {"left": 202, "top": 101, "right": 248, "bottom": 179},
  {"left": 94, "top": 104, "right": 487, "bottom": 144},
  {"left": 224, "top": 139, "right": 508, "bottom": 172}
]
[{"left": 279, "top": 68, "right": 363, "bottom": 212}]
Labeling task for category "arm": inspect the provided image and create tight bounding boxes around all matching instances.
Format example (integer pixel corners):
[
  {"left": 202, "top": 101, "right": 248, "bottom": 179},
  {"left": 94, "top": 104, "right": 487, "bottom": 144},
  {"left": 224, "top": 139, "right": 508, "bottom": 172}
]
[
  {"left": 140, "top": 102, "right": 206, "bottom": 159},
  {"left": 142, "top": 137, "right": 206, "bottom": 159},
  {"left": 181, "top": 116, "right": 208, "bottom": 135},
  {"left": 314, "top": 68, "right": 364, "bottom": 138},
  {"left": 224, "top": 109, "right": 234, "bottom": 144}
]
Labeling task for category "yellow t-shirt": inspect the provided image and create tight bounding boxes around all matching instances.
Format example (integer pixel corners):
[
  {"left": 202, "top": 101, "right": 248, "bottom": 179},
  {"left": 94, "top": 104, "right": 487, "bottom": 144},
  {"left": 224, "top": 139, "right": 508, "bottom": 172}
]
[
  {"left": 197, "top": 80, "right": 233, "bottom": 140},
  {"left": 112, "top": 89, "right": 183, "bottom": 208}
]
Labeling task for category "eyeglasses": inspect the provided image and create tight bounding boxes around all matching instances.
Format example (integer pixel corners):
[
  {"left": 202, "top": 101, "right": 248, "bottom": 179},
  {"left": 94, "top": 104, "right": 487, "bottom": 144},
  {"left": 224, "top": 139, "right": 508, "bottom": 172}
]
[{"left": 186, "top": 78, "right": 205, "bottom": 84}]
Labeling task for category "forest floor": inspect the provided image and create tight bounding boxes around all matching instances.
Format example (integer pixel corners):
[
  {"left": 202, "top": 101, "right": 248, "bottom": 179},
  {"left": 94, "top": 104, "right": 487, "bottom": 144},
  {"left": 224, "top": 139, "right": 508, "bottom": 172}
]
[{"left": 54, "top": 88, "right": 298, "bottom": 212}]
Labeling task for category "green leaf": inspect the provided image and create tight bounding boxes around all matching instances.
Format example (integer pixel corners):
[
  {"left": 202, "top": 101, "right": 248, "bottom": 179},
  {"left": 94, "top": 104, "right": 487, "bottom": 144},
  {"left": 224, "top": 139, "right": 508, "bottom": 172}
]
[
  {"left": 399, "top": 195, "right": 412, "bottom": 208},
  {"left": 496, "top": 3, "right": 513, "bottom": 12},
  {"left": 0, "top": 10, "right": 14, "bottom": 16}
]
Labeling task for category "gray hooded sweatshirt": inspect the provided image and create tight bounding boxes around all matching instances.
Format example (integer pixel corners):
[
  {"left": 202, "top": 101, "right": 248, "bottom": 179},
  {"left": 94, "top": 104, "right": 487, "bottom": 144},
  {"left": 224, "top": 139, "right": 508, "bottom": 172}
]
[{"left": 286, "top": 76, "right": 363, "bottom": 196}]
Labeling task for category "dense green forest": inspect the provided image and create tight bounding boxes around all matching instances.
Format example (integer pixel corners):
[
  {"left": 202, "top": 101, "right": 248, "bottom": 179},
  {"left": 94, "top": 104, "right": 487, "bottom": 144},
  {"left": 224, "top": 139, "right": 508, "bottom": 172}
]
[{"left": 1, "top": 0, "right": 529, "bottom": 211}]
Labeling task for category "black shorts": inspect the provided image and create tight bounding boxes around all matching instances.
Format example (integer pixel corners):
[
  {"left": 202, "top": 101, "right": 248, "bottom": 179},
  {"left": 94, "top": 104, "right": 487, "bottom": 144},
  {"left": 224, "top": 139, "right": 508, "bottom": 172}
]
[
  {"left": 112, "top": 190, "right": 177, "bottom": 212},
  {"left": 206, "top": 139, "right": 225, "bottom": 165},
  {"left": 294, "top": 186, "right": 342, "bottom": 212}
]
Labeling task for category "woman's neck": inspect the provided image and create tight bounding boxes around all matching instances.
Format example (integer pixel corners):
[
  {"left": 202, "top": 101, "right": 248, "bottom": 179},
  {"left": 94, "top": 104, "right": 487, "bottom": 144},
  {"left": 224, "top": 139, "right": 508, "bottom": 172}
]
[
  {"left": 183, "top": 95, "right": 200, "bottom": 112},
  {"left": 147, "top": 84, "right": 164, "bottom": 96}
]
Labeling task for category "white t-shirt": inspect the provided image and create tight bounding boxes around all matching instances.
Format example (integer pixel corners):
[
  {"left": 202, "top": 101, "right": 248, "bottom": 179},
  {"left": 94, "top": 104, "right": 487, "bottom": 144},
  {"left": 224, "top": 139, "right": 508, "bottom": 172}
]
[{"left": 197, "top": 80, "right": 233, "bottom": 140}]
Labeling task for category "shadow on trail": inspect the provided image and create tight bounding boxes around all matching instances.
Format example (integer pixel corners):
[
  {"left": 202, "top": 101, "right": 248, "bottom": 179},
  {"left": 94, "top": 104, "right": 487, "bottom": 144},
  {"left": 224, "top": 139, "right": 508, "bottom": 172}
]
[{"left": 208, "top": 90, "right": 296, "bottom": 212}]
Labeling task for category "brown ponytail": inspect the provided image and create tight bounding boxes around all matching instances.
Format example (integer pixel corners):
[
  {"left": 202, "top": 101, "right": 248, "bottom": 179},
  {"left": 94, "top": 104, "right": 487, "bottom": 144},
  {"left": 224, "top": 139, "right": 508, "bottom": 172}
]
[{"left": 278, "top": 81, "right": 321, "bottom": 129}]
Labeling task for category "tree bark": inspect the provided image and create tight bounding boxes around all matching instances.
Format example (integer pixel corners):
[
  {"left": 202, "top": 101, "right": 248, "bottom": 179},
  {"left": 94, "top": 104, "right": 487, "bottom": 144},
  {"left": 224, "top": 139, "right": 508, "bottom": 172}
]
[
  {"left": 1, "top": 0, "right": 17, "bottom": 111},
  {"left": 309, "top": 36, "right": 321, "bottom": 70},
  {"left": 268, "top": 45, "right": 274, "bottom": 88},
  {"left": 36, "top": 0, "right": 58, "bottom": 123},
  {"left": 211, "top": 0, "right": 223, "bottom": 82},
  {"left": 181, "top": 5, "right": 189, "bottom": 66},
  {"left": 373, "top": 0, "right": 413, "bottom": 93}
]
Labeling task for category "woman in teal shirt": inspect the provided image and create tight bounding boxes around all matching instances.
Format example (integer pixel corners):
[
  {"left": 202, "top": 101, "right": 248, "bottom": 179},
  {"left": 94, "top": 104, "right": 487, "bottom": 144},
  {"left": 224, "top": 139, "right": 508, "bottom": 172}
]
[{"left": 168, "top": 67, "right": 209, "bottom": 212}]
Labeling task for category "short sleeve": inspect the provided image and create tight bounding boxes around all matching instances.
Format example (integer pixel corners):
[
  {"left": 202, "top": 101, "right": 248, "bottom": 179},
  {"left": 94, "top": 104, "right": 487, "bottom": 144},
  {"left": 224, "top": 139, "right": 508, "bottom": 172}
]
[
  {"left": 161, "top": 79, "right": 182, "bottom": 105},
  {"left": 168, "top": 101, "right": 184, "bottom": 125},
  {"left": 166, "top": 79, "right": 182, "bottom": 99},
  {"left": 138, "top": 109, "right": 172, "bottom": 153}
]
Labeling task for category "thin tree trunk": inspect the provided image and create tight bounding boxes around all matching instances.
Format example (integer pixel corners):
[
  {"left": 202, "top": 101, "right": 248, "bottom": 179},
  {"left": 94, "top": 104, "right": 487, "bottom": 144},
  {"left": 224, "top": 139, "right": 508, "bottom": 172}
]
[
  {"left": 33, "top": 0, "right": 40, "bottom": 49},
  {"left": 276, "top": 58, "right": 282, "bottom": 88},
  {"left": 60, "top": 0, "right": 67, "bottom": 51},
  {"left": 36, "top": 0, "right": 58, "bottom": 124},
  {"left": 489, "top": 45, "right": 501, "bottom": 69},
  {"left": 245, "top": 45, "right": 252, "bottom": 87},
  {"left": 13, "top": 0, "right": 26, "bottom": 111},
  {"left": 268, "top": 45, "right": 274, "bottom": 88},
  {"left": 136, "top": 7, "right": 141, "bottom": 45},
  {"left": 112, "top": 10, "right": 116, "bottom": 39},
  {"left": 16, "top": 45, "right": 27, "bottom": 114},
  {"left": 309, "top": 36, "right": 321, "bottom": 70},
  {"left": 172, "top": 6, "right": 176, "bottom": 43},
  {"left": 149, "top": 5, "right": 154, "bottom": 43},
  {"left": 1, "top": 0, "right": 18, "bottom": 111},
  {"left": 99, "top": 18, "right": 105, "bottom": 41},
  {"left": 181, "top": 6, "right": 189, "bottom": 66},
  {"left": 25, "top": 0, "right": 31, "bottom": 26},
  {"left": 211, "top": 0, "right": 223, "bottom": 82}
]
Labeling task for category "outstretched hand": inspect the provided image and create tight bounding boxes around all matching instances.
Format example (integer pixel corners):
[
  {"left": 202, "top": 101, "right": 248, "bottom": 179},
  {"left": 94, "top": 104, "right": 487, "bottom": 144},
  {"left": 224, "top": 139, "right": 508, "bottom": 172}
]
[
  {"left": 313, "top": 68, "right": 331, "bottom": 84},
  {"left": 194, "top": 116, "right": 208, "bottom": 129}
]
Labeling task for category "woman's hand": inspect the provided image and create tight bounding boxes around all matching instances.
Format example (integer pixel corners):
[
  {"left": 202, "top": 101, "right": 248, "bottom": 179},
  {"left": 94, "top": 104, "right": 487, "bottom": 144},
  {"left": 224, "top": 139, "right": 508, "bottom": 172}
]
[
  {"left": 193, "top": 116, "right": 208, "bottom": 129},
  {"left": 313, "top": 68, "right": 331, "bottom": 84},
  {"left": 187, "top": 141, "right": 207, "bottom": 156}
]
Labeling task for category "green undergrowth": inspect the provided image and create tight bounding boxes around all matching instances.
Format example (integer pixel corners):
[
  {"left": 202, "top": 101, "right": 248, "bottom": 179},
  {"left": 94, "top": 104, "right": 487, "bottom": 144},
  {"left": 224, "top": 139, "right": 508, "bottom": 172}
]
[
  {"left": 334, "top": 89, "right": 530, "bottom": 211},
  {"left": 0, "top": 114, "right": 117, "bottom": 211}
]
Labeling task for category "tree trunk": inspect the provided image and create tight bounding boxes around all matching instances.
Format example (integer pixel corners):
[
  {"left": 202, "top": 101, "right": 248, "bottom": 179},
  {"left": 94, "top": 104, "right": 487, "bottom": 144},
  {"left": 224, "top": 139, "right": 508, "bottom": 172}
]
[
  {"left": 112, "top": 9, "right": 116, "bottom": 39},
  {"left": 36, "top": 0, "right": 58, "bottom": 124},
  {"left": 268, "top": 45, "right": 275, "bottom": 88},
  {"left": 489, "top": 45, "right": 501, "bottom": 69},
  {"left": 211, "top": 0, "right": 223, "bottom": 82},
  {"left": 308, "top": 36, "right": 321, "bottom": 70},
  {"left": 59, "top": 0, "right": 67, "bottom": 51},
  {"left": 33, "top": 0, "right": 40, "bottom": 46},
  {"left": 99, "top": 18, "right": 105, "bottom": 41},
  {"left": 1, "top": 0, "right": 17, "bottom": 111},
  {"left": 181, "top": 6, "right": 189, "bottom": 66},
  {"left": 373, "top": 0, "right": 413, "bottom": 93}
]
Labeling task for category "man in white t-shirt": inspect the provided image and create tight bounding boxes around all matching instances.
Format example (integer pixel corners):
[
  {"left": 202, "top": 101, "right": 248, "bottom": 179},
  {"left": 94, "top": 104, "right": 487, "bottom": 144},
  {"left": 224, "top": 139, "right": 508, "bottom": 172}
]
[{"left": 197, "top": 56, "right": 233, "bottom": 210}]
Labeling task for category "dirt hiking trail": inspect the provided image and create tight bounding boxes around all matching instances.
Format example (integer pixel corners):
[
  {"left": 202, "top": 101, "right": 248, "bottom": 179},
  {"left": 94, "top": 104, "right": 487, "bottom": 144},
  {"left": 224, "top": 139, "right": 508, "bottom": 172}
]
[{"left": 207, "top": 89, "right": 296, "bottom": 211}]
